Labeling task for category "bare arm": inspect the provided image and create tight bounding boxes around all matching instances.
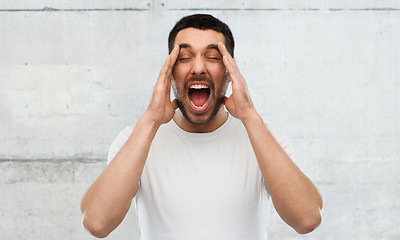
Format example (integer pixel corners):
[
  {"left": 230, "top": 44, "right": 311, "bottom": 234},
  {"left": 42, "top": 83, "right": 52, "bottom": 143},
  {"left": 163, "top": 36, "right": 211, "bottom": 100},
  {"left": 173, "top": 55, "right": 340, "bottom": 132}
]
[
  {"left": 218, "top": 43, "right": 323, "bottom": 234},
  {"left": 243, "top": 115, "right": 323, "bottom": 234},
  {"left": 80, "top": 45, "right": 180, "bottom": 238}
]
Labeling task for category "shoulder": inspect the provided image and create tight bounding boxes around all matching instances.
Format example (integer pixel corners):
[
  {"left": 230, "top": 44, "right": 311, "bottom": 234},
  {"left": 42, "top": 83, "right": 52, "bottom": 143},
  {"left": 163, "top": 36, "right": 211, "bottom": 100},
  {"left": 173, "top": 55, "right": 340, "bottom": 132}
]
[
  {"left": 106, "top": 121, "right": 176, "bottom": 165},
  {"left": 230, "top": 115, "right": 295, "bottom": 159},
  {"left": 107, "top": 126, "right": 134, "bottom": 164}
]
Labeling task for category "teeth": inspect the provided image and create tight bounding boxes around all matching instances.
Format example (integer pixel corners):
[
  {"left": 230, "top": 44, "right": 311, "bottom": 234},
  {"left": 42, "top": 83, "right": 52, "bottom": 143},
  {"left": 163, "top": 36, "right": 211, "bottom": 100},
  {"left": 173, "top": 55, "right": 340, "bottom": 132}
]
[
  {"left": 190, "top": 100, "right": 207, "bottom": 109},
  {"left": 189, "top": 84, "right": 208, "bottom": 89}
]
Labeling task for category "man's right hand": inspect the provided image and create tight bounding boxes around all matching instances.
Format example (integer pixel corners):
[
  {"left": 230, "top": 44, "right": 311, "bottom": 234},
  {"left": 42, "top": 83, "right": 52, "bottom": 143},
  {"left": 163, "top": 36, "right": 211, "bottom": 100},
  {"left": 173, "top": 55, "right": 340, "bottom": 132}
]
[
  {"left": 81, "top": 46, "right": 181, "bottom": 238},
  {"left": 144, "top": 44, "right": 180, "bottom": 126}
]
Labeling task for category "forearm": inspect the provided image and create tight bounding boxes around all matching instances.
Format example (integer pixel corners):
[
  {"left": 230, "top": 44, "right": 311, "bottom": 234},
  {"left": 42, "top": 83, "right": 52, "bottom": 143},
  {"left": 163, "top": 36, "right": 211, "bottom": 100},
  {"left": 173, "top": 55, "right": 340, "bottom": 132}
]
[
  {"left": 80, "top": 113, "right": 160, "bottom": 238},
  {"left": 242, "top": 113, "right": 322, "bottom": 234}
]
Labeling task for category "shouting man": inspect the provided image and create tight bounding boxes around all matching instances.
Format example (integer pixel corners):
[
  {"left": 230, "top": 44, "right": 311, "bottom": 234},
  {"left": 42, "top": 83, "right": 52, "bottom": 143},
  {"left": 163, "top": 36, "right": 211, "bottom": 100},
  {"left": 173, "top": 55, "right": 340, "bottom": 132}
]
[{"left": 81, "top": 14, "right": 323, "bottom": 239}]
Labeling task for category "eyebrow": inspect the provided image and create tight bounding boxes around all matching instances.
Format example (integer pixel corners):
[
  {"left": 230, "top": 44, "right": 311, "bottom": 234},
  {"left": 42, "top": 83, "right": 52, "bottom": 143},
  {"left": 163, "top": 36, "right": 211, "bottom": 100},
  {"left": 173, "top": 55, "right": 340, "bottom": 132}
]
[
  {"left": 179, "top": 43, "right": 191, "bottom": 49},
  {"left": 178, "top": 43, "right": 221, "bottom": 53},
  {"left": 206, "top": 44, "right": 219, "bottom": 52}
]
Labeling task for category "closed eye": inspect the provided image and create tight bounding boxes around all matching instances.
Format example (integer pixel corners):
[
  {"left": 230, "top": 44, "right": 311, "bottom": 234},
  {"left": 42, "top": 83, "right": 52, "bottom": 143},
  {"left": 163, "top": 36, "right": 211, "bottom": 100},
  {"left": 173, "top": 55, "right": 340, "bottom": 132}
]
[
  {"left": 206, "top": 56, "right": 221, "bottom": 62},
  {"left": 179, "top": 57, "right": 192, "bottom": 63},
  {"left": 204, "top": 48, "right": 222, "bottom": 62}
]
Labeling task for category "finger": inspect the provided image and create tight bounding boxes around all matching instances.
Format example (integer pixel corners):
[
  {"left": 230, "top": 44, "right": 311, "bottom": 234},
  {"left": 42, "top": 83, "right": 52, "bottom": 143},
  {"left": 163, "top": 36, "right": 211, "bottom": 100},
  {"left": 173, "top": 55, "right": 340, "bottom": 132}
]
[
  {"left": 169, "top": 44, "right": 180, "bottom": 67},
  {"left": 222, "top": 96, "right": 229, "bottom": 105},
  {"left": 223, "top": 95, "right": 236, "bottom": 115},
  {"left": 218, "top": 43, "right": 239, "bottom": 76},
  {"left": 218, "top": 42, "right": 231, "bottom": 59},
  {"left": 156, "top": 55, "right": 170, "bottom": 82},
  {"left": 157, "top": 45, "right": 179, "bottom": 84},
  {"left": 218, "top": 43, "right": 237, "bottom": 67},
  {"left": 222, "top": 55, "right": 236, "bottom": 73},
  {"left": 164, "top": 46, "right": 179, "bottom": 89},
  {"left": 166, "top": 45, "right": 180, "bottom": 80},
  {"left": 171, "top": 99, "right": 179, "bottom": 110},
  {"left": 219, "top": 44, "right": 248, "bottom": 90},
  {"left": 223, "top": 55, "right": 245, "bottom": 87}
]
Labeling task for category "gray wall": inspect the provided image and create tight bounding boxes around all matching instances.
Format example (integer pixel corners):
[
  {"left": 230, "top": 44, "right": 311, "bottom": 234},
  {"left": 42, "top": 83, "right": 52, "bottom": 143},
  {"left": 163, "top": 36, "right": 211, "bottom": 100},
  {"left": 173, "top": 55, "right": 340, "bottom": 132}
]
[{"left": 1, "top": 1, "right": 399, "bottom": 239}]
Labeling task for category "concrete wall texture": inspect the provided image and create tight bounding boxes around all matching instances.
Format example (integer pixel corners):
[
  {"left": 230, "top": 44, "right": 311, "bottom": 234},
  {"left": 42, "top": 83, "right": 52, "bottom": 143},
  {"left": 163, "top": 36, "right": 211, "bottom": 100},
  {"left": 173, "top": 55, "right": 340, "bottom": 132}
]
[{"left": 1, "top": 1, "right": 399, "bottom": 239}]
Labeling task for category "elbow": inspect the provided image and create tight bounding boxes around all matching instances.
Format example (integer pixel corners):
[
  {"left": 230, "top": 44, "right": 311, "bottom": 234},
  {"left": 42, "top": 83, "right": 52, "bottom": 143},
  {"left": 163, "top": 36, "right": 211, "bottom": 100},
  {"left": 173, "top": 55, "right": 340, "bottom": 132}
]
[
  {"left": 295, "top": 209, "right": 322, "bottom": 234},
  {"left": 82, "top": 214, "right": 111, "bottom": 238}
]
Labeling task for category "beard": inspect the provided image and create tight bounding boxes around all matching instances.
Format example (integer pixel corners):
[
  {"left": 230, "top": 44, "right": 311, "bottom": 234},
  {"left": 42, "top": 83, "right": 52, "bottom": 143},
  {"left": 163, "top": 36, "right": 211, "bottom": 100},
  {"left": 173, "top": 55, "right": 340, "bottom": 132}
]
[{"left": 173, "top": 75, "right": 226, "bottom": 125}]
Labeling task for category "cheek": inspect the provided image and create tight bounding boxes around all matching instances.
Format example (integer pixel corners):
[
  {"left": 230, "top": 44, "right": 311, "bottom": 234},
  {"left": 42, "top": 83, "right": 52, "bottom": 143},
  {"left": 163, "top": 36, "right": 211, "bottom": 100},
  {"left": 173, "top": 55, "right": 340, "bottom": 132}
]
[
  {"left": 173, "top": 64, "right": 190, "bottom": 78},
  {"left": 207, "top": 63, "right": 228, "bottom": 81}
]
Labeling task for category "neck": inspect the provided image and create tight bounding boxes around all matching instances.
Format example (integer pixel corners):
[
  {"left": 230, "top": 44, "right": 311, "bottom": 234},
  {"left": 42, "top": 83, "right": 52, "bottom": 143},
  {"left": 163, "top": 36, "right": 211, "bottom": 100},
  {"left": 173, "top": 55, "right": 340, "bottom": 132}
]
[{"left": 173, "top": 108, "right": 228, "bottom": 133}]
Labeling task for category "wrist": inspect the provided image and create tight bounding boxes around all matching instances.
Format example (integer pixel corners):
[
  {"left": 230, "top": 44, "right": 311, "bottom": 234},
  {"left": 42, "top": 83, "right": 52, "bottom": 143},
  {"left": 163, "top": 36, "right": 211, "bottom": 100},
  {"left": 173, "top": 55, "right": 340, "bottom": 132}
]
[
  {"left": 241, "top": 109, "right": 262, "bottom": 127},
  {"left": 139, "top": 111, "right": 162, "bottom": 131}
]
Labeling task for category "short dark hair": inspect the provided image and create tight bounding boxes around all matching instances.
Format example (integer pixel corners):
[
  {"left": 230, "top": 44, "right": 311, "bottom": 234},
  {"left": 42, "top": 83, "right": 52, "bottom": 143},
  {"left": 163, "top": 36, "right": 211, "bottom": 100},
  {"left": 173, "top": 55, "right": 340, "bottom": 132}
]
[{"left": 168, "top": 14, "right": 235, "bottom": 57}]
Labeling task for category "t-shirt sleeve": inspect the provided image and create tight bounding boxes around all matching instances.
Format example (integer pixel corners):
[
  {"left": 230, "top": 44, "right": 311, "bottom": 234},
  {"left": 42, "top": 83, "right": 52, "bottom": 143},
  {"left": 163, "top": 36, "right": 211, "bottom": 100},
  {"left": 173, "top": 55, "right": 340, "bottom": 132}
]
[
  {"left": 107, "top": 126, "right": 134, "bottom": 165},
  {"left": 266, "top": 123, "right": 295, "bottom": 160}
]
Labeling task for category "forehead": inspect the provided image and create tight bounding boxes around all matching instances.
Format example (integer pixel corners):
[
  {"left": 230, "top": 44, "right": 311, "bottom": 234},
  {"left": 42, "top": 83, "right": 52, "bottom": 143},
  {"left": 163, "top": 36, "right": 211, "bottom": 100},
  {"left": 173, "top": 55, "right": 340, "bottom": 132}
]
[{"left": 174, "top": 28, "right": 225, "bottom": 49}]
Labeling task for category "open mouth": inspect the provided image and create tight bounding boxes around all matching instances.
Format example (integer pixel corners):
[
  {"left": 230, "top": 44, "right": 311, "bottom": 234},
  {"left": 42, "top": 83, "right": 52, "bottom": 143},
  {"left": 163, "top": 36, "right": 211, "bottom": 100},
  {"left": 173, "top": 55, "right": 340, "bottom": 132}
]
[{"left": 187, "top": 82, "right": 211, "bottom": 112}]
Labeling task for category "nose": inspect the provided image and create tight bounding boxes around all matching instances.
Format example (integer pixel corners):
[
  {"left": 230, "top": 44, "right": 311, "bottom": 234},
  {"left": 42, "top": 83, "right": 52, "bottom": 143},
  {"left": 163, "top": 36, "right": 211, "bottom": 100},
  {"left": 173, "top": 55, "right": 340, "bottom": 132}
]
[{"left": 191, "top": 56, "right": 206, "bottom": 76}]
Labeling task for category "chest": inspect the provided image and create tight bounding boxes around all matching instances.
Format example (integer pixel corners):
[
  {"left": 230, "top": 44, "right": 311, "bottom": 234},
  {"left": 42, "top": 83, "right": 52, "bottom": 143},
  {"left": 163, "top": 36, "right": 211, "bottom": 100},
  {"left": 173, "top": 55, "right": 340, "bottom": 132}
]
[{"left": 140, "top": 135, "right": 264, "bottom": 210}]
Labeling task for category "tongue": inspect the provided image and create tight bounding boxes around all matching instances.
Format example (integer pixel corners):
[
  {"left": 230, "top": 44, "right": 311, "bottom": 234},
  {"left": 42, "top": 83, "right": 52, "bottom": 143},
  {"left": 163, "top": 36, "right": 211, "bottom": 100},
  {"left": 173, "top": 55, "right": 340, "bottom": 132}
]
[{"left": 192, "top": 89, "right": 208, "bottom": 107}]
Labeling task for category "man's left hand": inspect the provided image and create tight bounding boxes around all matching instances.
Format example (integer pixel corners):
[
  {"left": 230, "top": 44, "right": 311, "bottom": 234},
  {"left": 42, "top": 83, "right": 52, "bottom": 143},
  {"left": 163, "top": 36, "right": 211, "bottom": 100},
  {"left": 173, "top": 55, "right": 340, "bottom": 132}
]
[{"left": 218, "top": 43, "right": 258, "bottom": 123}]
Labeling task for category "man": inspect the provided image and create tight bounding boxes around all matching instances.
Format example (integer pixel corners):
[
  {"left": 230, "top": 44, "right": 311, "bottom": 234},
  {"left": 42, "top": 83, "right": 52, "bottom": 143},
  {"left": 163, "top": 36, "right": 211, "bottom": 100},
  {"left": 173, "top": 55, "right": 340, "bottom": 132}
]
[{"left": 81, "top": 14, "right": 323, "bottom": 239}]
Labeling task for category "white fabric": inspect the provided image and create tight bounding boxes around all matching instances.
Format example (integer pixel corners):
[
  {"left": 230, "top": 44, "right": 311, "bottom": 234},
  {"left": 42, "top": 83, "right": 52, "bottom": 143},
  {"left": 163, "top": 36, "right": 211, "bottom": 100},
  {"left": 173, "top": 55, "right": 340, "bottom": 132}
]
[{"left": 108, "top": 114, "right": 293, "bottom": 240}]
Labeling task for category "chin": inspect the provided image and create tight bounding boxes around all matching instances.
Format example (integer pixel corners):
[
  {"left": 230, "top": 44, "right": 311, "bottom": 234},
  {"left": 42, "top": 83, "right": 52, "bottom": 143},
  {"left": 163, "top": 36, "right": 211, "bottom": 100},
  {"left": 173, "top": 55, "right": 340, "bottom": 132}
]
[{"left": 178, "top": 101, "right": 222, "bottom": 125}]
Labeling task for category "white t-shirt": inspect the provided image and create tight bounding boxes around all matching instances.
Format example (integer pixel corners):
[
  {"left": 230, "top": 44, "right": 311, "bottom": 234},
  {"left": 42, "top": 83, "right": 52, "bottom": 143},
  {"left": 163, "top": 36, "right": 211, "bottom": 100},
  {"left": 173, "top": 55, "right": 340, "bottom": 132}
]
[{"left": 108, "top": 114, "right": 293, "bottom": 240}]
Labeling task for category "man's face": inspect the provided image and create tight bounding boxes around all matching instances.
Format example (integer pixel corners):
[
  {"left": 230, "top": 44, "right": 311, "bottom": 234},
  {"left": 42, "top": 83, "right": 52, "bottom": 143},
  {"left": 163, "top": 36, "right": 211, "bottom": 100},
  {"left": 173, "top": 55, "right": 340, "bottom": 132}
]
[{"left": 172, "top": 28, "right": 229, "bottom": 124}]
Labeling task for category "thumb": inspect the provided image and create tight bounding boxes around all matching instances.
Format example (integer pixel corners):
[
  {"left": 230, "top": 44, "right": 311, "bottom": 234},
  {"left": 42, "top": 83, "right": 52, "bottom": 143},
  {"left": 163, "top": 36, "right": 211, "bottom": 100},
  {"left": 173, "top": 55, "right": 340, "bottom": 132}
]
[
  {"left": 223, "top": 95, "right": 236, "bottom": 117},
  {"left": 222, "top": 96, "right": 229, "bottom": 106},
  {"left": 171, "top": 99, "right": 179, "bottom": 110}
]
